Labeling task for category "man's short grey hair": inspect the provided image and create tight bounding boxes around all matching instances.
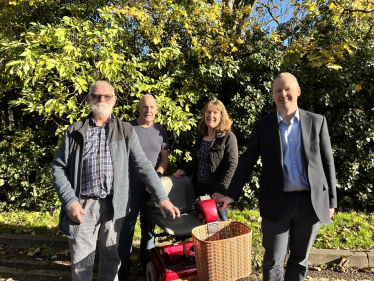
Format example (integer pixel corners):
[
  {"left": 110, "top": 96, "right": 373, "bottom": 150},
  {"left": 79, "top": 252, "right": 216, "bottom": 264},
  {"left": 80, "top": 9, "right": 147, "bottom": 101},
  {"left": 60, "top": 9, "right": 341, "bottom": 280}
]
[
  {"left": 140, "top": 94, "right": 155, "bottom": 100},
  {"left": 272, "top": 72, "right": 299, "bottom": 90},
  {"left": 139, "top": 94, "right": 157, "bottom": 106},
  {"left": 88, "top": 81, "right": 115, "bottom": 96}
]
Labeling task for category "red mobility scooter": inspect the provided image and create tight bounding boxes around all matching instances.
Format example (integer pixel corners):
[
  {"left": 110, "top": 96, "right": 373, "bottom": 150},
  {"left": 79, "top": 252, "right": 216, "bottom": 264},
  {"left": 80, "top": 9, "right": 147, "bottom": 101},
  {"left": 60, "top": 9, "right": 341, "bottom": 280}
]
[{"left": 145, "top": 176, "right": 252, "bottom": 281}]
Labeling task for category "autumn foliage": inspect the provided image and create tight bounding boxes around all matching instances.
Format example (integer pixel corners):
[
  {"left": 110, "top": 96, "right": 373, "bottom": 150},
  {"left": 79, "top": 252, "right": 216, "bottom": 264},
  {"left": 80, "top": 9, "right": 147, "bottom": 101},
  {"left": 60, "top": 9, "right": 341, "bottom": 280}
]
[{"left": 0, "top": 0, "right": 373, "bottom": 211}]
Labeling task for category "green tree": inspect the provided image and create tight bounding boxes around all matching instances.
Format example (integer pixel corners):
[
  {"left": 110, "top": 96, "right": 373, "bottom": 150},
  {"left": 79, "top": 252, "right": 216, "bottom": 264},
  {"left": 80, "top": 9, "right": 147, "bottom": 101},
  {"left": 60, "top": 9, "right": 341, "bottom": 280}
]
[
  {"left": 2, "top": 0, "right": 374, "bottom": 212},
  {"left": 0, "top": 0, "right": 122, "bottom": 211},
  {"left": 1, "top": 0, "right": 250, "bottom": 210}
]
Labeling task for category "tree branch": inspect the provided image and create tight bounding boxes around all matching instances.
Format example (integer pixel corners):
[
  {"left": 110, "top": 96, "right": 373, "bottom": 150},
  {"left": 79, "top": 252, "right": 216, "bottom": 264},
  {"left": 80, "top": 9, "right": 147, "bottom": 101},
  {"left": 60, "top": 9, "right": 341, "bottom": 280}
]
[
  {"left": 343, "top": 8, "right": 374, "bottom": 14},
  {"left": 258, "top": 1, "right": 280, "bottom": 26},
  {"left": 364, "top": 23, "right": 374, "bottom": 40},
  {"left": 224, "top": 0, "right": 234, "bottom": 10},
  {"left": 232, "top": 0, "right": 257, "bottom": 11}
]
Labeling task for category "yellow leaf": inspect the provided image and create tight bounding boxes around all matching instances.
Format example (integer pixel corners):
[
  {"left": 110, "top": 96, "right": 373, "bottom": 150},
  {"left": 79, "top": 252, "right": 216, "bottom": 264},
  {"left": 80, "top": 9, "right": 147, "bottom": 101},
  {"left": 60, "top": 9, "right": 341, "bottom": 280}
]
[
  {"left": 152, "top": 36, "right": 160, "bottom": 45},
  {"left": 328, "top": 2, "right": 335, "bottom": 10},
  {"left": 336, "top": 53, "right": 345, "bottom": 60},
  {"left": 355, "top": 84, "right": 362, "bottom": 92},
  {"left": 343, "top": 44, "right": 354, "bottom": 55},
  {"left": 331, "top": 45, "right": 342, "bottom": 50},
  {"left": 326, "top": 63, "right": 342, "bottom": 70},
  {"left": 309, "top": 3, "right": 317, "bottom": 11}
]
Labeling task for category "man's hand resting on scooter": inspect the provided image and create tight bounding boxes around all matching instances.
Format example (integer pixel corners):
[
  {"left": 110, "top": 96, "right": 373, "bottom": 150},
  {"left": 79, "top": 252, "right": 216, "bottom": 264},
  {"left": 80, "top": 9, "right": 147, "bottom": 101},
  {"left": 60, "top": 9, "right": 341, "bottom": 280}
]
[
  {"left": 159, "top": 200, "right": 181, "bottom": 219},
  {"left": 219, "top": 196, "right": 234, "bottom": 210}
]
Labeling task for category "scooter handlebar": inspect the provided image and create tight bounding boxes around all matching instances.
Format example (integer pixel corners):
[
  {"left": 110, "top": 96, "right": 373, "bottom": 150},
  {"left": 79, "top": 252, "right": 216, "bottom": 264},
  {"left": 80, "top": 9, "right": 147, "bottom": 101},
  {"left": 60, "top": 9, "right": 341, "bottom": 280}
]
[
  {"left": 166, "top": 201, "right": 224, "bottom": 217},
  {"left": 178, "top": 206, "right": 196, "bottom": 214}
]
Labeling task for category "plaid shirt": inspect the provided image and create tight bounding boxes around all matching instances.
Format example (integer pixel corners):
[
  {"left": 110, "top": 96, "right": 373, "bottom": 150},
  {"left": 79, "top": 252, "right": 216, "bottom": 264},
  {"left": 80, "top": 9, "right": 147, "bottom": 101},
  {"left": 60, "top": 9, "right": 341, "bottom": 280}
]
[{"left": 81, "top": 116, "right": 114, "bottom": 198}]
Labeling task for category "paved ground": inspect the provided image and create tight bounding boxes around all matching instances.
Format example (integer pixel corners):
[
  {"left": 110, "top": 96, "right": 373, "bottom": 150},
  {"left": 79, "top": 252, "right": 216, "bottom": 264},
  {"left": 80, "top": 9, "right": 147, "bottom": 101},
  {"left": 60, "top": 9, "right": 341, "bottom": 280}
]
[
  {"left": 0, "top": 245, "right": 373, "bottom": 281},
  {"left": 1, "top": 234, "right": 374, "bottom": 269}
]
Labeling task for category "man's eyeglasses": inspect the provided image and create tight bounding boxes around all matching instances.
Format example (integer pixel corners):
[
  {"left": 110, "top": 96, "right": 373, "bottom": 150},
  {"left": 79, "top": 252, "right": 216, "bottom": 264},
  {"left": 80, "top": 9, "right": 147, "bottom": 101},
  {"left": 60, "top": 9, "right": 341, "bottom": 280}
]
[{"left": 90, "top": 94, "right": 115, "bottom": 101}]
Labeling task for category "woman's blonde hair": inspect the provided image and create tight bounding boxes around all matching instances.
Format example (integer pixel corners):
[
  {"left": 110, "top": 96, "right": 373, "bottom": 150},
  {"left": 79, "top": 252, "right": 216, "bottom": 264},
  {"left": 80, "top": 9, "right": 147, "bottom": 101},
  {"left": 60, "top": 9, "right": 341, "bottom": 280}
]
[{"left": 197, "top": 100, "right": 232, "bottom": 136}]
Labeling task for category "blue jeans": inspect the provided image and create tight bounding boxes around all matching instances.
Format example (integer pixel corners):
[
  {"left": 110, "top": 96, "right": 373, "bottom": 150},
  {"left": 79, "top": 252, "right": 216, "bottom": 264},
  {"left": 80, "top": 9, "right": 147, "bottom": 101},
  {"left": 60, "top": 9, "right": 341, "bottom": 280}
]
[
  {"left": 262, "top": 191, "right": 321, "bottom": 281},
  {"left": 118, "top": 185, "right": 154, "bottom": 277}
]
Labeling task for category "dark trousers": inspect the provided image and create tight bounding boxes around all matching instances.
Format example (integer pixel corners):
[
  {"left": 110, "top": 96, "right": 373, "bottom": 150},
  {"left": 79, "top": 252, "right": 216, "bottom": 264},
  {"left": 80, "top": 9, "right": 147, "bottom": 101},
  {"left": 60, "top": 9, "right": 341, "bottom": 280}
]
[
  {"left": 197, "top": 182, "right": 228, "bottom": 221},
  {"left": 262, "top": 191, "right": 321, "bottom": 281},
  {"left": 118, "top": 185, "right": 154, "bottom": 277}
]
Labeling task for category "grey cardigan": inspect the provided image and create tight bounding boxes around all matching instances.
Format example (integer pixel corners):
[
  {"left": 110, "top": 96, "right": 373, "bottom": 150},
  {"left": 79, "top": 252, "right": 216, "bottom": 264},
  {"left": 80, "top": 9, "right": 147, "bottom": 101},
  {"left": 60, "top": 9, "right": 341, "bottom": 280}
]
[{"left": 52, "top": 114, "right": 169, "bottom": 239}]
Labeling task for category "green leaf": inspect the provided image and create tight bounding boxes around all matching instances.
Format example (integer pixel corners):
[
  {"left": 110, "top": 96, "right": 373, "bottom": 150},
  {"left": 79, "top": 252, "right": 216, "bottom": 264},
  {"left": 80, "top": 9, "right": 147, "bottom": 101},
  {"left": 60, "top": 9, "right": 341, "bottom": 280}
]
[{"left": 6, "top": 60, "right": 22, "bottom": 67}]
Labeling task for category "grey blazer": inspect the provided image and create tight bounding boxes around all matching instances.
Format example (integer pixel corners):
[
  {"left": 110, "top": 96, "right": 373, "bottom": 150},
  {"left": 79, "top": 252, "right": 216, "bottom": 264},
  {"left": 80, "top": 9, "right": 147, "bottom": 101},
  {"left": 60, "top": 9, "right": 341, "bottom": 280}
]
[{"left": 228, "top": 109, "right": 337, "bottom": 226}]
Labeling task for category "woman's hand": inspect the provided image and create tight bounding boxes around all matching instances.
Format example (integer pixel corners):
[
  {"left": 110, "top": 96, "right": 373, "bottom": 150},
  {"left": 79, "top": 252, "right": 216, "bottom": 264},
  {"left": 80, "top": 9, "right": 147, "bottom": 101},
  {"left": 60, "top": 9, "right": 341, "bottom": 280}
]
[
  {"left": 212, "top": 192, "right": 224, "bottom": 202},
  {"left": 173, "top": 169, "right": 186, "bottom": 179},
  {"left": 219, "top": 196, "right": 234, "bottom": 210}
]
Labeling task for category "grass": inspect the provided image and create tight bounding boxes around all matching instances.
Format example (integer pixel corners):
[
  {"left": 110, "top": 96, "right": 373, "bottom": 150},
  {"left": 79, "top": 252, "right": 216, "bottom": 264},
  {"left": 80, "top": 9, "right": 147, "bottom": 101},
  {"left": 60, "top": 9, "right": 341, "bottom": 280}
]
[
  {"left": 228, "top": 209, "right": 374, "bottom": 250},
  {"left": 0, "top": 210, "right": 60, "bottom": 236},
  {"left": 314, "top": 211, "right": 374, "bottom": 250},
  {"left": 1, "top": 209, "right": 374, "bottom": 250},
  {"left": 228, "top": 209, "right": 263, "bottom": 247}
]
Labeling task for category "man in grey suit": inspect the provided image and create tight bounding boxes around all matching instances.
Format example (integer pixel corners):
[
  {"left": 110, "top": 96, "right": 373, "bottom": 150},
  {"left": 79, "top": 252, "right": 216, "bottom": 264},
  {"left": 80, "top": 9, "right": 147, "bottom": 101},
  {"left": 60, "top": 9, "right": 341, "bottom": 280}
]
[{"left": 220, "top": 73, "right": 337, "bottom": 281}]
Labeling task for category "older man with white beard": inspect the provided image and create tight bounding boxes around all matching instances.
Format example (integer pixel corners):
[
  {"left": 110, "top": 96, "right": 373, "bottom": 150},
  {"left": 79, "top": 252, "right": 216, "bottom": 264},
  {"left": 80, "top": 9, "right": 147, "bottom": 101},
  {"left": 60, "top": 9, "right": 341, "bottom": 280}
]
[{"left": 52, "top": 81, "right": 180, "bottom": 281}]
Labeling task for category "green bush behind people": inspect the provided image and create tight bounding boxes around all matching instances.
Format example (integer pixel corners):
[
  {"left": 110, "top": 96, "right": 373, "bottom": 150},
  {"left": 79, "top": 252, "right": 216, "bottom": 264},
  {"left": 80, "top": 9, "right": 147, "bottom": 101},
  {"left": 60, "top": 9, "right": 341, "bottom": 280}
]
[{"left": 0, "top": 0, "right": 373, "bottom": 212}]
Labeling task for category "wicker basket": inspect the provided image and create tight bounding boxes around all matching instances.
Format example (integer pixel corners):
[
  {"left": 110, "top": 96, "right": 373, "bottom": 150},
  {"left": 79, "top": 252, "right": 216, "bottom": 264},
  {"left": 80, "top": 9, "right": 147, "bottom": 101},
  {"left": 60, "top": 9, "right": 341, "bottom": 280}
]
[{"left": 192, "top": 221, "right": 252, "bottom": 281}]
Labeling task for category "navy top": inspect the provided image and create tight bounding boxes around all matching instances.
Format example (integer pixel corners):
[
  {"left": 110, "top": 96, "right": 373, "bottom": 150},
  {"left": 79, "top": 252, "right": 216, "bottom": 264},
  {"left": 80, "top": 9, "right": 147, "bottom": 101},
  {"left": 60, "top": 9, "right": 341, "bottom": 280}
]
[{"left": 196, "top": 140, "right": 212, "bottom": 184}]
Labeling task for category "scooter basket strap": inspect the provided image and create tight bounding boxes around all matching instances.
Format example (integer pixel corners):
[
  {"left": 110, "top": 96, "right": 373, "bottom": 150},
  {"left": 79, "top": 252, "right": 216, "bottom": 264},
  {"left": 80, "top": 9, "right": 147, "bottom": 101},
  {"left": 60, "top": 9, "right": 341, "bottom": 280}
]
[{"left": 192, "top": 221, "right": 252, "bottom": 281}]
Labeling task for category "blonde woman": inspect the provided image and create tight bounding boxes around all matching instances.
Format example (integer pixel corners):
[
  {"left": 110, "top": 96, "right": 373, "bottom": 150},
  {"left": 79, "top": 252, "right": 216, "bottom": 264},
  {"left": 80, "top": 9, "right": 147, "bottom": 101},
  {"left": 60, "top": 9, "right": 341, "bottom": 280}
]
[{"left": 173, "top": 100, "right": 238, "bottom": 221}]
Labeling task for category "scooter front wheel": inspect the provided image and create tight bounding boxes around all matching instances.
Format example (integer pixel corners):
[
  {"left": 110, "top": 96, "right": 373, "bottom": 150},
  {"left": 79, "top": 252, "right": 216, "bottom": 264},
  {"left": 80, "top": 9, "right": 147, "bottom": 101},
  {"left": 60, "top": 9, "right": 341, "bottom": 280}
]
[{"left": 146, "top": 261, "right": 156, "bottom": 281}]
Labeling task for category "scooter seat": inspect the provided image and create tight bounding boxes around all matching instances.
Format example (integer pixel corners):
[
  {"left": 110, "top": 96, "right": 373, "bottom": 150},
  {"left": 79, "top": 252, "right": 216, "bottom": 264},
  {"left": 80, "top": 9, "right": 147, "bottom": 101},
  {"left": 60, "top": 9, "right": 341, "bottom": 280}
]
[
  {"left": 149, "top": 176, "right": 200, "bottom": 238},
  {"left": 152, "top": 212, "right": 201, "bottom": 237}
]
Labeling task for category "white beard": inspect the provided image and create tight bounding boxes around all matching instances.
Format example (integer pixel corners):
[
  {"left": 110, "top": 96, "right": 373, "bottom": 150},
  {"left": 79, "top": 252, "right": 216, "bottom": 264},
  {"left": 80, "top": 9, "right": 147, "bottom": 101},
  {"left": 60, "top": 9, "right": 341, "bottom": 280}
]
[{"left": 89, "top": 101, "right": 113, "bottom": 118}]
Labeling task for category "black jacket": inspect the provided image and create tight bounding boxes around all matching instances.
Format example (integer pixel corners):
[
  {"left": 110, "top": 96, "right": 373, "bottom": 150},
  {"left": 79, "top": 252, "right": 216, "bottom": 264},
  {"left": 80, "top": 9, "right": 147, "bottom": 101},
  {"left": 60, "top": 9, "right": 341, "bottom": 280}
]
[{"left": 184, "top": 132, "right": 238, "bottom": 196}]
